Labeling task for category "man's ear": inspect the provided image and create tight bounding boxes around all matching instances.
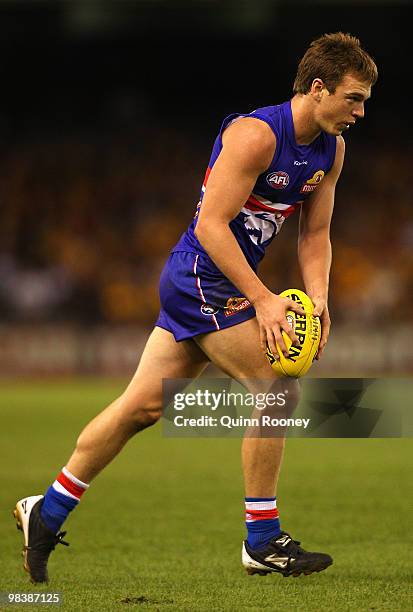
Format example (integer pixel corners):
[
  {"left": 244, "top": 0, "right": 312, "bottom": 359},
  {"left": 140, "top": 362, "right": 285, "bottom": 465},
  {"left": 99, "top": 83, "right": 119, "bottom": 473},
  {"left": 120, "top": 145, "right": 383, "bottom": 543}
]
[{"left": 310, "top": 78, "right": 326, "bottom": 101}]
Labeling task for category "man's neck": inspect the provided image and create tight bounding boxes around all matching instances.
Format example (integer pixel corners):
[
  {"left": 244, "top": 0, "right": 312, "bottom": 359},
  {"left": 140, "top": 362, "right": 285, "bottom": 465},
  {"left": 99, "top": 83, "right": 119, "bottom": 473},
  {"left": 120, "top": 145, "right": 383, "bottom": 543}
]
[{"left": 290, "top": 95, "right": 321, "bottom": 145}]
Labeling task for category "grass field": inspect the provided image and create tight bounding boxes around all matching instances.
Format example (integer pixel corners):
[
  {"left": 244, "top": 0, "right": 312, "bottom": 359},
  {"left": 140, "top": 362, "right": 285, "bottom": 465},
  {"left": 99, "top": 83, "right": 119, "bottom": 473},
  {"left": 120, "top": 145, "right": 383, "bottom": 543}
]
[{"left": 0, "top": 380, "right": 412, "bottom": 611}]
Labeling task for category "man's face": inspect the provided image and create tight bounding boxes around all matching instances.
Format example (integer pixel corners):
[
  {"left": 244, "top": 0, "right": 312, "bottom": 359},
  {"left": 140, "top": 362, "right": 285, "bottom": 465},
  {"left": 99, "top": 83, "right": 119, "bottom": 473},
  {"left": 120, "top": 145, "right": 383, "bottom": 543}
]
[{"left": 315, "top": 73, "right": 372, "bottom": 136}]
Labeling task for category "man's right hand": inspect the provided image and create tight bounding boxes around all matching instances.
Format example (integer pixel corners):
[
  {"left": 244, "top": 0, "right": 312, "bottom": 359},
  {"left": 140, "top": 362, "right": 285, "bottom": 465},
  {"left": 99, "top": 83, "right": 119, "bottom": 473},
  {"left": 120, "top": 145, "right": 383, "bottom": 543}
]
[{"left": 253, "top": 291, "right": 305, "bottom": 359}]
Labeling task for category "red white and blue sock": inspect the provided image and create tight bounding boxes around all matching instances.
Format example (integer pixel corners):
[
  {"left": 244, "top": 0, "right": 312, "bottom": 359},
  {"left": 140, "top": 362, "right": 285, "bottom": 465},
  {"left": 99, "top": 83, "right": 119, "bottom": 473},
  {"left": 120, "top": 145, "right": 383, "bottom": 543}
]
[
  {"left": 245, "top": 497, "right": 281, "bottom": 549},
  {"left": 40, "top": 467, "right": 89, "bottom": 533}
]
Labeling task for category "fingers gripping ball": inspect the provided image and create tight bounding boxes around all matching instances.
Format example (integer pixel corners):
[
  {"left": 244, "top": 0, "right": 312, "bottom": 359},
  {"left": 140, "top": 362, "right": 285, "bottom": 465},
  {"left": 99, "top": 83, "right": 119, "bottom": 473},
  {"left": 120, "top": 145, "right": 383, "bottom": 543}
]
[{"left": 266, "top": 289, "right": 321, "bottom": 377}]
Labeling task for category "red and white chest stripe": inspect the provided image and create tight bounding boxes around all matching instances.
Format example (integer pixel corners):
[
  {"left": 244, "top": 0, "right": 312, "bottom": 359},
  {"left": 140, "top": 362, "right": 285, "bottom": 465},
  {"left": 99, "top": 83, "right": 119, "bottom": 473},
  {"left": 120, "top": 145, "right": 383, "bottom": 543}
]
[{"left": 201, "top": 167, "right": 301, "bottom": 219}]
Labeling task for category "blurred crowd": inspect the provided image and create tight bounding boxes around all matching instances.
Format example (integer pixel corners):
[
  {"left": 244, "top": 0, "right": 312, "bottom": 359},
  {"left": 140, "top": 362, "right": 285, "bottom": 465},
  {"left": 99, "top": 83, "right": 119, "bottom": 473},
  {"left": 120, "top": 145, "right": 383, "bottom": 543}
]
[{"left": 1, "top": 121, "right": 412, "bottom": 327}]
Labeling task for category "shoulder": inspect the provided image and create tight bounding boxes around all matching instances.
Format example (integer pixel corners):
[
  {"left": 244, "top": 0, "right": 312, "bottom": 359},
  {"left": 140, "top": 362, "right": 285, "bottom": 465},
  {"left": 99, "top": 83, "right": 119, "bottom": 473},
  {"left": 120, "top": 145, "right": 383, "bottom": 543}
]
[
  {"left": 327, "top": 136, "right": 345, "bottom": 180},
  {"left": 222, "top": 117, "right": 276, "bottom": 171},
  {"left": 333, "top": 135, "right": 345, "bottom": 165},
  {"left": 336, "top": 135, "right": 345, "bottom": 156}
]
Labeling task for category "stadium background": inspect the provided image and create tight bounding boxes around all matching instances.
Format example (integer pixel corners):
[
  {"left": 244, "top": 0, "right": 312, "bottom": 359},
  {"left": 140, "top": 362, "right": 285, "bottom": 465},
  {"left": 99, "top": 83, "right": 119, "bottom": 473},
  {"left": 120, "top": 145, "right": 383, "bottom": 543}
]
[
  {"left": 0, "top": 4, "right": 412, "bottom": 611},
  {"left": 0, "top": 0, "right": 412, "bottom": 376}
]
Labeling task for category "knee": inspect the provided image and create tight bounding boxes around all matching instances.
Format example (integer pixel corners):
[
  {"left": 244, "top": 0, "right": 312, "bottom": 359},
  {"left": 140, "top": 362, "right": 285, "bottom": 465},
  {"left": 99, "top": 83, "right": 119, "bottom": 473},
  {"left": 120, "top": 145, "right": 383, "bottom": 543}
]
[
  {"left": 122, "top": 396, "right": 162, "bottom": 429},
  {"left": 251, "top": 377, "right": 301, "bottom": 418},
  {"left": 137, "top": 402, "right": 163, "bottom": 428},
  {"left": 282, "top": 378, "right": 301, "bottom": 411}
]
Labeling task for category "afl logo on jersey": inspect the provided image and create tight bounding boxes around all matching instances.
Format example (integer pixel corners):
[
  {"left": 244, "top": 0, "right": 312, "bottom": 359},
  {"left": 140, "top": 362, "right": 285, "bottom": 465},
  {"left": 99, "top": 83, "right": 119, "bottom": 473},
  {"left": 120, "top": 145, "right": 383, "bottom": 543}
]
[{"left": 266, "top": 171, "right": 290, "bottom": 189}]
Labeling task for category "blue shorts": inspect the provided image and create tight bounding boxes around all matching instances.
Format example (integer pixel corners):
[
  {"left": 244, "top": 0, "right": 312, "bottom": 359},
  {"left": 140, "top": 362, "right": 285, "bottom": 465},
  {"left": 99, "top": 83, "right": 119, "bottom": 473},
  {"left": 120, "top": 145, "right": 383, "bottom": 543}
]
[{"left": 155, "top": 251, "right": 256, "bottom": 341}]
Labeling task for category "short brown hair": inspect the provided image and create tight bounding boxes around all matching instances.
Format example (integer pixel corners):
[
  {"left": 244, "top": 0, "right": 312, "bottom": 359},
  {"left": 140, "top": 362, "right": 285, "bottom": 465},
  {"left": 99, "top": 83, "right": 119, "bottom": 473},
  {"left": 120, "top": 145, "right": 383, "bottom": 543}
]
[{"left": 293, "top": 32, "right": 378, "bottom": 94}]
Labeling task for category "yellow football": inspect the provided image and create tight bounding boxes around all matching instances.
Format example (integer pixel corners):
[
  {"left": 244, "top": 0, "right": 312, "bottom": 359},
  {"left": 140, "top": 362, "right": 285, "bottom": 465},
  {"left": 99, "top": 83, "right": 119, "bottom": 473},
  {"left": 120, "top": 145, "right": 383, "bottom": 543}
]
[{"left": 266, "top": 289, "right": 321, "bottom": 377}]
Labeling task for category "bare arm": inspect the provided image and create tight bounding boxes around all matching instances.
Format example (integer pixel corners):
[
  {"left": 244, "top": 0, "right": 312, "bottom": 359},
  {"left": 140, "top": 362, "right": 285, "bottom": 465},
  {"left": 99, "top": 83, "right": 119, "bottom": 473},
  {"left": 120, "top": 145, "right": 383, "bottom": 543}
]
[
  {"left": 298, "top": 135, "right": 345, "bottom": 358},
  {"left": 195, "top": 117, "right": 303, "bottom": 357}
]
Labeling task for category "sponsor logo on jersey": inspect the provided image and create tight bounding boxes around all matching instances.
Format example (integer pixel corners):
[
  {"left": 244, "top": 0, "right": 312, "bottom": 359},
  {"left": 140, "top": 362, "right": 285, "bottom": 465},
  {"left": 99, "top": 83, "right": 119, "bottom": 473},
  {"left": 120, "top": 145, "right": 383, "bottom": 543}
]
[
  {"left": 294, "top": 160, "right": 308, "bottom": 166},
  {"left": 300, "top": 170, "right": 325, "bottom": 193},
  {"left": 266, "top": 171, "right": 290, "bottom": 189},
  {"left": 224, "top": 296, "right": 252, "bottom": 317},
  {"left": 200, "top": 303, "right": 219, "bottom": 316}
]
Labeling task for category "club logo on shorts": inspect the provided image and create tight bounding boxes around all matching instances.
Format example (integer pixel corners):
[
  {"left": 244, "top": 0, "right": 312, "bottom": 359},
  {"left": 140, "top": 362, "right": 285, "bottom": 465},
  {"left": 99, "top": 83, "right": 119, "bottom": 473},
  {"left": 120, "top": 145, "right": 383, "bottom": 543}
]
[
  {"left": 200, "top": 303, "right": 219, "bottom": 316},
  {"left": 300, "top": 170, "right": 325, "bottom": 193},
  {"left": 224, "top": 296, "right": 252, "bottom": 317},
  {"left": 266, "top": 171, "right": 290, "bottom": 189}
]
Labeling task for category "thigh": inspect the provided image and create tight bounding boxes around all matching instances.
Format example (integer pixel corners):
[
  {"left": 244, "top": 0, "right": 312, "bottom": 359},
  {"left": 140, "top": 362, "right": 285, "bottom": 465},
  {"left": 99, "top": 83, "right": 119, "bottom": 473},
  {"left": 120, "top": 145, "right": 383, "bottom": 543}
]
[
  {"left": 195, "top": 318, "right": 299, "bottom": 413},
  {"left": 194, "top": 317, "right": 275, "bottom": 383},
  {"left": 121, "top": 326, "right": 209, "bottom": 408}
]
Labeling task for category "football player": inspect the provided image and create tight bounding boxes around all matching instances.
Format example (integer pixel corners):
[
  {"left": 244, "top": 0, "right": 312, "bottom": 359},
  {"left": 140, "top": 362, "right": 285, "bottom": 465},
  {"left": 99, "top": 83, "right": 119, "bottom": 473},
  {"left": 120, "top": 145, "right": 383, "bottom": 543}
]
[{"left": 14, "top": 32, "right": 376, "bottom": 582}]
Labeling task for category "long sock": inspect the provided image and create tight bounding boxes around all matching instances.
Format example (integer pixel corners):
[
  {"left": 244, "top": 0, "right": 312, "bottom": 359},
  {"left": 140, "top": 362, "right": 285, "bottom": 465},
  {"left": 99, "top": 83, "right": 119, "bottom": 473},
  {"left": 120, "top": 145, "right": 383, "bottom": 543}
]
[
  {"left": 40, "top": 467, "right": 89, "bottom": 533},
  {"left": 245, "top": 497, "right": 281, "bottom": 549}
]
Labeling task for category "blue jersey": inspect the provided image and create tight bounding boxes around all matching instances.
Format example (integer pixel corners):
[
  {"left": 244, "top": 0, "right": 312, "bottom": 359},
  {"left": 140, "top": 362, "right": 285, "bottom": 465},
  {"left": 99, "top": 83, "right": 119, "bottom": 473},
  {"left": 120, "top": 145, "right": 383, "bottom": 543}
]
[{"left": 172, "top": 100, "right": 337, "bottom": 270}]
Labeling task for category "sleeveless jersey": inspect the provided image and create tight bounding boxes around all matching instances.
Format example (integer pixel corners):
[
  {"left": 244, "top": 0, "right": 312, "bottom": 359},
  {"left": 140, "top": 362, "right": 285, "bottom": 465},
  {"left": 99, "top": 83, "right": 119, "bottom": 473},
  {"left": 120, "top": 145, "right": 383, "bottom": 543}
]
[{"left": 172, "top": 100, "right": 337, "bottom": 271}]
